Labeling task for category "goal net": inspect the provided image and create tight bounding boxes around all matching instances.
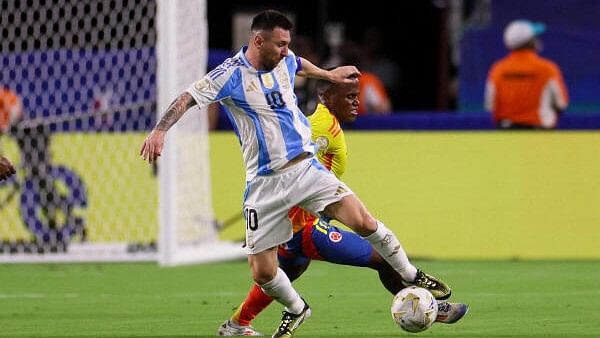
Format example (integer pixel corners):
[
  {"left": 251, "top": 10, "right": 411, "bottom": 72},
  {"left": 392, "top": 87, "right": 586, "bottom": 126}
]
[{"left": 0, "top": 0, "right": 245, "bottom": 264}]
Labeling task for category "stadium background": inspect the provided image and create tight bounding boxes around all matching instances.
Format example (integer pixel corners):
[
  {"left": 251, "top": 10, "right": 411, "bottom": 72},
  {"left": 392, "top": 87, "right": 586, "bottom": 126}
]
[
  {"left": 1, "top": 1, "right": 600, "bottom": 337},
  {"left": 1, "top": 0, "right": 599, "bottom": 259}
]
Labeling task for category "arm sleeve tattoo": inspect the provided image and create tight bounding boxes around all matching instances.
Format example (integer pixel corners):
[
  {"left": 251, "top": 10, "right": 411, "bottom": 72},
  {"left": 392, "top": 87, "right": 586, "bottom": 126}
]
[{"left": 155, "top": 92, "right": 197, "bottom": 131}]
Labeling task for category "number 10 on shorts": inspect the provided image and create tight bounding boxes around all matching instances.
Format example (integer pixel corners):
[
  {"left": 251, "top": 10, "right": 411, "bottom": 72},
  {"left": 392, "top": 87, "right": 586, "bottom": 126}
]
[{"left": 244, "top": 207, "right": 259, "bottom": 231}]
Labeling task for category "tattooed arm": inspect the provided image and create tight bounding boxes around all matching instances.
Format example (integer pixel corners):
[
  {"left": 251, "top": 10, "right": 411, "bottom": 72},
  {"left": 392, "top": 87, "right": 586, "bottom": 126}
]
[
  {"left": 140, "top": 92, "right": 197, "bottom": 163},
  {"left": 155, "top": 92, "right": 197, "bottom": 131}
]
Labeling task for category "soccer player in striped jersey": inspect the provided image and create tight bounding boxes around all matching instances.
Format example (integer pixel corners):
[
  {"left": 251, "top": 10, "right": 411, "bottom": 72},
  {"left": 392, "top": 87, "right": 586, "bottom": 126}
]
[
  {"left": 141, "top": 10, "right": 451, "bottom": 338},
  {"left": 217, "top": 76, "right": 468, "bottom": 337}
]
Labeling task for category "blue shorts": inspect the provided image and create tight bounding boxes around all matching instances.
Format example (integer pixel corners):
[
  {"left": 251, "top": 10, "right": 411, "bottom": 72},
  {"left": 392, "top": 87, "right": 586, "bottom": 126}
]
[{"left": 277, "top": 219, "right": 373, "bottom": 268}]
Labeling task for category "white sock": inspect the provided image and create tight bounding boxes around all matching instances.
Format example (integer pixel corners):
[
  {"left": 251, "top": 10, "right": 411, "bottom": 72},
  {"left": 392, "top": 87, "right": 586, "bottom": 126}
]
[
  {"left": 363, "top": 221, "right": 418, "bottom": 281},
  {"left": 260, "top": 267, "right": 305, "bottom": 314}
]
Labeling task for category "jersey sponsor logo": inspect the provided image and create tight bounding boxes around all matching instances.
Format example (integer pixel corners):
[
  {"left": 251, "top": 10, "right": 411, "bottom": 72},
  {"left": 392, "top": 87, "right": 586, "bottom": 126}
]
[
  {"left": 260, "top": 73, "right": 275, "bottom": 89},
  {"left": 501, "top": 71, "right": 537, "bottom": 80},
  {"left": 329, "top": 231, "right": 343, "bottom": 243}
]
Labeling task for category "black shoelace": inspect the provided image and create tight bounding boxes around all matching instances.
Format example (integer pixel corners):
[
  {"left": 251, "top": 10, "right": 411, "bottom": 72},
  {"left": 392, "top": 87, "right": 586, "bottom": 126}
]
[
  {"left": 278, "top": 312, "right": 294, "bottom": 333},
  {"left": 416, "top": 272, "right": 438, "bottom": 288}
]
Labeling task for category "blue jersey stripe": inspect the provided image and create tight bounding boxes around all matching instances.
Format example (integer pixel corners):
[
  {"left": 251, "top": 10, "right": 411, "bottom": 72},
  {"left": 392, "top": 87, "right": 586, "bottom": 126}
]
[
  {"left": 243, "top": 105, "right": 272, "bottom": 175},
  {"left": 259, "top": 72, "right": 305, "bottom": 161},
  {"left": 299, "top": 112, "right": 311, "bottom": 128},
  {"left": 226, "top": 69, "right": 272, "bottom": 174},
  {"left": 285, "top": 55, "right": 300, "bottom": 107},
  {"left": 214, "top": 70, "right": 241, "bottom": 142},
  {"left": 284, "top": 55, "right": 298, "bottom": 86},
  {"left": 219, "top": 103, "right": 242, "bottom": 143},
  {"left": 243, "top": 181, "right": 251, "bottom": 203}
]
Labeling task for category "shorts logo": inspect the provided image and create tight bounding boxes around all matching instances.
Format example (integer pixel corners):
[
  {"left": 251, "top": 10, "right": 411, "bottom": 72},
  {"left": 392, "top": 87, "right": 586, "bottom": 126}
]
[
  {"left": 334, "top": 185, "right": 347, "bottom": 196},
  {"left": 329, "top": 231, "right": 343, "bottom": 243}
]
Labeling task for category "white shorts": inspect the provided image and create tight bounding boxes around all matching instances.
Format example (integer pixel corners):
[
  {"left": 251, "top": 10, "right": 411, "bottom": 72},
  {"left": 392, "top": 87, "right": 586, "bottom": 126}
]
[{"left": 243, "top": 157, "right": 353, "bottom": 254}]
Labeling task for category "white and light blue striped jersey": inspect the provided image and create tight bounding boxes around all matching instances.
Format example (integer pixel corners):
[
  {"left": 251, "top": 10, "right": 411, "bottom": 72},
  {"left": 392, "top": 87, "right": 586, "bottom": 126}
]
[{"left": 186, "top": 46, "right": 316, "bottom": 180}]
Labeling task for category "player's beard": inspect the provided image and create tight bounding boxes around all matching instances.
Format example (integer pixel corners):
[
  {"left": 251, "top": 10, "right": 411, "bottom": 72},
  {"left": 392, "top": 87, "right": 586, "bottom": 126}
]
[
  {"left": 260, "top": 51, "right": 281, "bottom": 71},
  {"left": 263, "top": 58, "right": 279, "bottom": 71}
]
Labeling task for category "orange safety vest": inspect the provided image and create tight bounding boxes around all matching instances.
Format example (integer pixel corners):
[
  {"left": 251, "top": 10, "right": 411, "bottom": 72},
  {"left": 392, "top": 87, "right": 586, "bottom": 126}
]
[{"left": 485, "top": 50, "right": 569, "bottom": 128}]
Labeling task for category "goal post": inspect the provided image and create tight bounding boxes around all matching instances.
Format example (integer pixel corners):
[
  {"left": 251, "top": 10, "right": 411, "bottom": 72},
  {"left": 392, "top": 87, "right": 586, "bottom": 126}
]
[
  {"left": 156, "top": 0, "right": 245, "bottom": 266},
  {"left": 0, "top": 0, "right": 245, "bottom": 264}
]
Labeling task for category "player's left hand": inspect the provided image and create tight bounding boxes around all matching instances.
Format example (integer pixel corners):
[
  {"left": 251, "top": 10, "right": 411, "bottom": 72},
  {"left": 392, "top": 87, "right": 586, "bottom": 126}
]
[
  {"left": 329, "top": 66, "right": 361, "bottom": 84},
  {"left": 140, "top": 129, "right": 166, "bottom": 164}
]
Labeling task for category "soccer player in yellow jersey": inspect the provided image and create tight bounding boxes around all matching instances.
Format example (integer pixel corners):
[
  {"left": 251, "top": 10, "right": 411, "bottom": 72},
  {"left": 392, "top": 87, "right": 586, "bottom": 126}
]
[{"left": 218, "top": 77, "right": 468, "bottom": 336}]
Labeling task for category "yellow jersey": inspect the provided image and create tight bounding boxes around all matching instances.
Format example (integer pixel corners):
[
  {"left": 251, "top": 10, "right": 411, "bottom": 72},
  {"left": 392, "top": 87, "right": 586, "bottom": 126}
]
[{"left": 288, "top": 103, "right": 348, "bottom": 233}]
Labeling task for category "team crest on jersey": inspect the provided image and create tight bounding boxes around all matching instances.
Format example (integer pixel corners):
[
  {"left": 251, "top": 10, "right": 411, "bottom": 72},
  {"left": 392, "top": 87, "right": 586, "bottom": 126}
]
[
  {"left": 315, "top": 136, "right": 329, "bottom": 151},
  {"left": 329, "top": 231, "right": 343, "bottom": 243},
  {"left": 260, "top": 73, "right": 275, "bottom": 89}
]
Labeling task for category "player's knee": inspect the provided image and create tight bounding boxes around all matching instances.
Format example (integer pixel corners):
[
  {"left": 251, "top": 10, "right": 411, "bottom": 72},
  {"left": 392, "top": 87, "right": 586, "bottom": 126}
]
[
  {"left": 253, "top": 270, "right": 276, "bottom": 285},
  {"left": 251, "top": 266, "right": 278, "bottom": 285},
  {"left": 347, "top": 213, "right": 378, "bottom": 236}
]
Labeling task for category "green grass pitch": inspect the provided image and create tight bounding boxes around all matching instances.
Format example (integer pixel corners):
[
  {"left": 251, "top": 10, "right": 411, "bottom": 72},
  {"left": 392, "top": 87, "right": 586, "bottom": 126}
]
[{"left": 1, "top": 260, "right": 599, "bottom": 337}]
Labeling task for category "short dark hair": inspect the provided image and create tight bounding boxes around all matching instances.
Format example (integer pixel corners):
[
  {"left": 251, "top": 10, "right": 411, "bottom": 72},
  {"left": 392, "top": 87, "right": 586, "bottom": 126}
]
[{"left": 251, "top": 10, "right": 293, "bottom": 32}]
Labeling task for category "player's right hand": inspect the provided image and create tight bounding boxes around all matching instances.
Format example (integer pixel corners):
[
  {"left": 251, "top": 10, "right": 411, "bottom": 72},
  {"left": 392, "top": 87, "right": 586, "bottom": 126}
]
[
  {"left": 329, "top": 66, "right": 361, "bottom": 84},
  {"left": 0, "top": 156, "right": 16, "bottom": 181},
  {"left": 140, "top": 129, "right": 166, "bottom": 164}
]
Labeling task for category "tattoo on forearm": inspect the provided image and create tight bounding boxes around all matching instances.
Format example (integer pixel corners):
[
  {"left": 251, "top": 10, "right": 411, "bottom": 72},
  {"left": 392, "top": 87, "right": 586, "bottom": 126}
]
[{"left": 155, "top": 93, "right": 196, "bottom": 131}]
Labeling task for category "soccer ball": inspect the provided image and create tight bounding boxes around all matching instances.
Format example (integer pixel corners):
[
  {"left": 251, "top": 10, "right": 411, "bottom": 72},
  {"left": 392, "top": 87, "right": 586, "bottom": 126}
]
[{"left": 391, "top": 286, "right": 438, "bottom": 333}]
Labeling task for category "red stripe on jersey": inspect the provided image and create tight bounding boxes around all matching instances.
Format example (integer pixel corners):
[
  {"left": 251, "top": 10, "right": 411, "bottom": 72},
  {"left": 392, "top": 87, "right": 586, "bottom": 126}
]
[
  {"left": 323, "top": 153, "right": 334, "bottom": 170},
  {"left": 328, "top": 119, "right": 336, "bottom": 133},
  {"left": 289, "top": 206, "right": 318, "bottom": 233}
]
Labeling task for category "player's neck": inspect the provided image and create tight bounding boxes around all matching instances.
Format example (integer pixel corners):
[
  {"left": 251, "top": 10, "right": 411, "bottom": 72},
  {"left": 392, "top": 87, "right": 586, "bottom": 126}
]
[{"left": 245, "top": 47, "right": 262, "bottom": 70}]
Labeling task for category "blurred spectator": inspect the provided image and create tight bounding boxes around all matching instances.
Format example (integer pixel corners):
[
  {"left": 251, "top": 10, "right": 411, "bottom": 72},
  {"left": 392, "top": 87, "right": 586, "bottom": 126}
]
[
  {"left": 0, "top": 87, "right": 19, "bottom": 181},
  {"left": 485, "top": 20, "right": 569, "bottom": 129},
  {"left": 0, "top": 86, "right": 23, "bottom": 133},
  {"left": 360, "top": 28, "right": 402, "bottom": 104},
  {"left": 340, "top": 41, "right": 392, "bottom": 115},
  {"left": 291, "top": 35, "right": 321, "bottom": 115},
  {"left": 0, "top": 155, "right": 15, "bottom": 181}
]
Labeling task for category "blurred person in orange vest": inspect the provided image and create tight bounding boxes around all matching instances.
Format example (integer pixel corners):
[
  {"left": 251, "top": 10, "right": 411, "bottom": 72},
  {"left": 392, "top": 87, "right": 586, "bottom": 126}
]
[
  {"left": 0, "top": 86, "right": 23, "bottom": 133},
  {"left": 0, "top": 86, "right": 22, "bottom": 181},
  {"left": 485, "top": 20, "right": 568, "bottom": 129}
]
